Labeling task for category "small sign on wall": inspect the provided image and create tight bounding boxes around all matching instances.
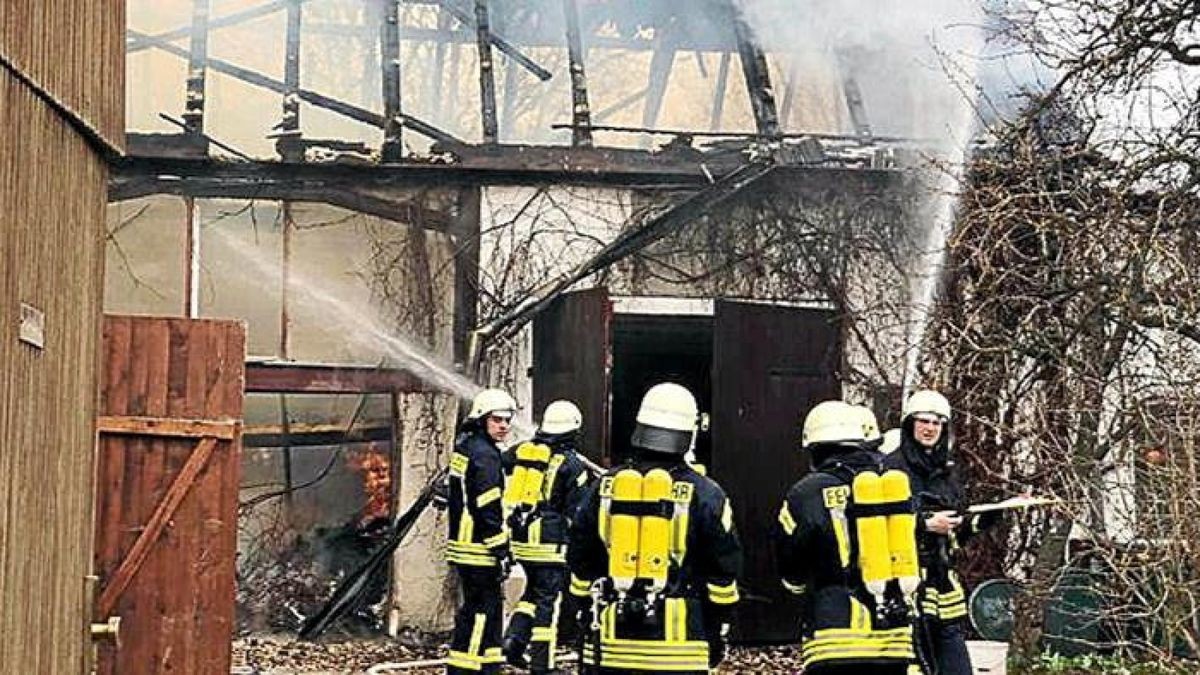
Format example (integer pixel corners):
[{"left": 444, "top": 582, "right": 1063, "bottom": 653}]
[{"left": 19, "top": 303, "right": 44, "bottom": 350}]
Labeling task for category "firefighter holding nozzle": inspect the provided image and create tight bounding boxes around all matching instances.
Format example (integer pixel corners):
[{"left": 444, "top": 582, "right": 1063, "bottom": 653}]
[
  {"left": 883, "top": 389, "right": 1002, "bottom": 675},
  {"left": 568, "top": 383, "right": 743, "bottom": 673},
  {"left": 775, "top": 400, "right": 920, "bottom": 675},
  {"left": 500, "top": 400, "right": 594, "bottom": 674}
]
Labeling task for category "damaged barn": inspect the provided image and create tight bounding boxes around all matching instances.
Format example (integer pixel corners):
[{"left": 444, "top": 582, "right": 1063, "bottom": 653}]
[{"left": 1, "top": 0, "right": 1009, "bottom": 672}]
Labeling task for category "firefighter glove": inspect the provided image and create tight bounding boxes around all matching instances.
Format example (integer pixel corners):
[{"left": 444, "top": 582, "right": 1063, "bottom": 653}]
[
  {"left": 925, "top": 510, "right": 962, "bottom": 535},
  {"left": 497, "top": 549, "right": 514, "bottom": 580},
  {"left": 431, "top": 475, "right": 450, "bottom": 511}
]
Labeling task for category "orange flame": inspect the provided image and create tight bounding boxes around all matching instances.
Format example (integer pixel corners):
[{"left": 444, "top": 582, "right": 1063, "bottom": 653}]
[{"left": 348, "top": 444, "right": 391, "bottom": 525}]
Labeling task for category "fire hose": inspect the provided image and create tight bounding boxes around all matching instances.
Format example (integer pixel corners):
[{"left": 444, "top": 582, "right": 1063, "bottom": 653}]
[{"left": 298, "top": 449, "right": 604, "bottom": 640}]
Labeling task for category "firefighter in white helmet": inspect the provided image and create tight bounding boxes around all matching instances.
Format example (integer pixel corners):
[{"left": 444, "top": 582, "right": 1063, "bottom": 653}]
[
  {"left": 500, "top": 400, "right": 593, "bottom": 674},
  {"left": 774, "top": 400, "right": 918, "bottom": 674},
  {"left": 883, "top": 389, "right": 999, "bottom": 675},
  {"left": 446, "top": 388, "right": 518, "bottom": 674},
  {"left": 568, "top": 383, "right": 743, "bottom": 673}
]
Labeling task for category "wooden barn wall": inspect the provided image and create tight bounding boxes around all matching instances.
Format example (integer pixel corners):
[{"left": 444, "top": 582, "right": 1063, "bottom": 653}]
[
  {"left": 0, "top": 69, "right": 110, "bottom": 672},
  {"left": 0, "top": 0, "right": 125, "bottom": 145}
]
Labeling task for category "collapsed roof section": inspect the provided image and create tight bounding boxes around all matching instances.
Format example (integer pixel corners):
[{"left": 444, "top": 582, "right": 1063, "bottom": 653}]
[{"left": 120, "top": 0, "right": 924, "bottom": 183}]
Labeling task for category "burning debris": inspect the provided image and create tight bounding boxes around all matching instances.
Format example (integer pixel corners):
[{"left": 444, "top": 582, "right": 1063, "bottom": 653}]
[{"left": 238, "top": 444, "right": 397, "bottom": 635}]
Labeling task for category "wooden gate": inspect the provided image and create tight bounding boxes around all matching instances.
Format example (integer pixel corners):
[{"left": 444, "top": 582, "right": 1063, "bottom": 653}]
[{"left": 93, "top": 316, "right": 245, "bottom": 674}]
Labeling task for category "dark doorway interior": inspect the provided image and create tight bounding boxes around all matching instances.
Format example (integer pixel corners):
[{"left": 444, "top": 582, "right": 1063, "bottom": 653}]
[{"left": 610, "top": 314, "right": 714, "bottom": 464}]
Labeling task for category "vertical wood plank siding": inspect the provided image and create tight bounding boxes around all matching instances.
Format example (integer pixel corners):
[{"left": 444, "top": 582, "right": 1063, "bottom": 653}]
[
  {"left": 0, "top": 2, "right": 122, "bottom": 672},
  {"left": 0, "top": 0, "right": 125, "bottom": 145}
]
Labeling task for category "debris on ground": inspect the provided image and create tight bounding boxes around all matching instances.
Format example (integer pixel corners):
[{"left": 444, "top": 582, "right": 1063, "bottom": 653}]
[{"left": 232, "top": 636, "right": 807, "bottom": 674}]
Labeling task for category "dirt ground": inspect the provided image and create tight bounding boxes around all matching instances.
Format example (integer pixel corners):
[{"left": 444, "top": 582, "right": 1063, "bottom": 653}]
[{"left": 232, "top": 636, "right": 806, "bottom": 674}]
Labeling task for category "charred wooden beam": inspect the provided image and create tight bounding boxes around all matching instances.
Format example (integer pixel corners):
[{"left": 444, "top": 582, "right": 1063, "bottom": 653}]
[
  {"left": 450, "top": 188, "right": 481, "bottom": 368},
  {"left": 277, "top": 0, "right": 304, "bottom": 162},
  {"left": 379, "top": 0, "right": 404, "bottom": 161},
  {"left": 474, "top": 0, "right": 500, "bottom": 143},
  {"left": 595, "top": 88, "right": 647, "bottom": 123},
  {"left": 110, "top": 160, "right": 454, "bottom": 228},
  {"left": 779, "top": 58, "right": 799, "bottom": 128},
  {"left": 183, "top": 0, "right": 211, "bottom": 134},
  {"left": 129, "top": 29, "right": 461, "bottom": 145},
  {"left": 562, "top": 0, "right": 593, "bottom": 147},
  {"left": 709, "top": 52, "right": 731, "bottom": 131},
  {"left": 429, "top": 7, "right": 452, "bottom": 119},
  {"left": 728, "top": 2, "right": 780, "bottom": 139},
  {"left": 642, "top": 17, "right": 678, "bottom": 143},
  {"left": 245, "top": 361, "right": 432, "bottom": 394},
  {"left": 127, "top": 0, "right": 312, "bottom": 54},
  {"left": 110, "top": 145, "right": 743, "bottom": 201},
  {"left": 836, "top": 51, "right": 873, "bottom": 138},
  {"left": 403, "top": 0, "right": 553, "bottom": 81}
]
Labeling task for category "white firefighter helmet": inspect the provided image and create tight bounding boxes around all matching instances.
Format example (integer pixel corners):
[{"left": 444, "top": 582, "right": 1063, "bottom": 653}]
[
  {"left": 880, "top": 428, "right": 902, "bottom": 454},
  {"left": 903, "top": 389, "right": 951, "bottom": 422},
  {"left": 852, "top": 405, "right": 882, "bottom": 444},
  {"left": 802, "top": 400, "right": 868, "bottom": 448},
  {"left": 631, "top": 382, "right": 698, "bottom": 455},
  {"left": 539, "top": 399, "right": 582, "bottom": 435},
  {"left": 467, "top": 388, "right": 517, "bottom": 421}
]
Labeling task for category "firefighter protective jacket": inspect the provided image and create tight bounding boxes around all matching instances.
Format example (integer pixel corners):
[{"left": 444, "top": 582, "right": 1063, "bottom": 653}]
[
  {"left": 883, "top": 434, "right": 992, "bottom": 623},
  {"left": 567, "top": 458, "right": 743, "bottom": 672},
  {"left": 775, "top": 447, "right": 916, "bottom": 670},
  {"left": 446, "top": 427, "right": 509, "bottom": 567},
  {"left": 501, "top": 435, "right": 592, "bottom": 564}
]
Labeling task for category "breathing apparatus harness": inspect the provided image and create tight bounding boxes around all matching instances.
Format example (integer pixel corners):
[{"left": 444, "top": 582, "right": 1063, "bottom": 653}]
[{"left": 591, "top": 462, "right": 695, "bottom": 634}]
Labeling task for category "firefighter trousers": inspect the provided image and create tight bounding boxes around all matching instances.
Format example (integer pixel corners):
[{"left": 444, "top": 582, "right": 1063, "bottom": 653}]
[
  {"left": 447, "top": 565, "right": 504, "bottom": 674},
  {"left": 503, "top": 563, "right": 567, "bottom": 673},
  {"left": 923, "top": 620, "right": 972, "bottom": 675}
]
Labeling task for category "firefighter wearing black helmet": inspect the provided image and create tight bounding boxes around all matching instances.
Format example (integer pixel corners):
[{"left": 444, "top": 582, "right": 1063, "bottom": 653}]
[
  {"left": 446, "top": 388, "right": 518, "bottom": 674},
  {"left": 774, "top": 400, "right": 918, "bottom": 675},
  {"left": 568, "top": 383, "right": 743, "bottom": 674},
  {"left": 883, "top": 389, "right": 1000, "bottom": 675},
  {"left": 501, "top": 400, "right": 593, "bottom": 674}
]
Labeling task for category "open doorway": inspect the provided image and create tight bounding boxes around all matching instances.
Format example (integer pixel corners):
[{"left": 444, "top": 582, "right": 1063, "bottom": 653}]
[{"left": 610, "top": 314, "right": 713, "bottom": 465}]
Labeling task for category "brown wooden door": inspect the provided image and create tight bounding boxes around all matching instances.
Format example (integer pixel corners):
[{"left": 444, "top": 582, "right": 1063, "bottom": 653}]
[
  {"left": 711, "top": 300, "right": 841, "bottom": 642},
  {"left": 93, "top": 316, "right": 245, "bottom": 674},
  {"left": 532, "top": 287, "right": 612, "bottom": 465}
]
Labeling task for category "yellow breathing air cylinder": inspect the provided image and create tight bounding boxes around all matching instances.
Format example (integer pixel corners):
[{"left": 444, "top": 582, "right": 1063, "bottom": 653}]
[
  {"left": 882, "top": 469, "right": 921, "bottom": 596},
  {"left": 853, "top": 471, "right": 892, "bottom": 602},
  {"left": 503, "top": 442, "right": 535, "bottom": 510},
  {"left": 636, "top": 468, "right": 673, "bottom": 591},
  {"left": 517, "top": 443, "right": 551, "bottom": 507},
  {"left": 608, "top": 469, "right": 643, "bottom": 591}
]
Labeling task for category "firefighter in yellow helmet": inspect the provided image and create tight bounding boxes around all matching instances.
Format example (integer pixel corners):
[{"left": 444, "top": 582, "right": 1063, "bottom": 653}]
[
  {"left": 774, "top": 400, "right": 918, "bottom": 675},
  {"left": 446, "top": 388, "right": 517, "bottom": 674},
  {"left": 568, "top": 383, "right": 743, "bottom": 674},
  {"left": 500, "top": 400, "right": 594, "bottom": 674},
  {"left": 883, "top": 389, "right": 999, "bottom": 675}
]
